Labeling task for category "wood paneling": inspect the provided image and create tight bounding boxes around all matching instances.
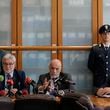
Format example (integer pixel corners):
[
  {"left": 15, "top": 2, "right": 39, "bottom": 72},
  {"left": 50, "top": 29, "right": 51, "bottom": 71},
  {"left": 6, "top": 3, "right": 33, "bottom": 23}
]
[
  {"left": 3, "top": 0, "right": 104, "bottom": 69},
  {"left": 92, "top": 0, "right": 98, "bottom": 44},
  {"left": 0, "top": 46, "right": 91, "bottom": 51},
  {"left": 51, "top": 0, "right": 58, "bottom": 59}
]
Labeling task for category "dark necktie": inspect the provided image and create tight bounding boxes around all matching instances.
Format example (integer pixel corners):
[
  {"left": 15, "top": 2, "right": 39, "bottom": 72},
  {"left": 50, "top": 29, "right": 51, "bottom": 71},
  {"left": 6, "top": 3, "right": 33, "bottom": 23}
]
[
  {"left": 105, "top": 47, "right": 109, "bottom": 51},
  {"left": 7, "top": 74, "right": 11, "bottom": 80}
]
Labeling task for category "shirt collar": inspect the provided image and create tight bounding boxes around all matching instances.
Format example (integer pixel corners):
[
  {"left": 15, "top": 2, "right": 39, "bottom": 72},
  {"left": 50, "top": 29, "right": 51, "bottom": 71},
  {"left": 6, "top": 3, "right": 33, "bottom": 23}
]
[
  {"left": 103, "top": 43, "right": 110, "bottom": 47},
  {"left": 5, "top": 72, "right": 13, "bottom": 78},
  {"left": 50, "top": 74, "right": 60, "bottom": 79}
]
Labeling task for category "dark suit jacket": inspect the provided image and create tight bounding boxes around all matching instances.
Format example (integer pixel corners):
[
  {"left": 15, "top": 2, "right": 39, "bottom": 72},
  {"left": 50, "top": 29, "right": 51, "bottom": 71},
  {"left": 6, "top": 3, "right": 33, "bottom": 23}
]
[
  {"left": 88, "top": 43, "right": 110, "bottom": 87},
  {"left": 0, "top": 69, "right": 26, "bottom": 91},
  {"left": 37, "top": 72, "right": 75, "bottom": 94}
]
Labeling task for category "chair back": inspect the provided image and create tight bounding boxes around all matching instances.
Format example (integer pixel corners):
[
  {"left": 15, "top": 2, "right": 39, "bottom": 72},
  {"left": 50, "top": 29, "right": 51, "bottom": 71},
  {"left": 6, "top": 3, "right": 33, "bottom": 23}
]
[
  {"left": 15, "top": 94, "right": 58, "bottom": 110},
  {"left": 60, "top": 92, "right": 94, "bottom": 110}
]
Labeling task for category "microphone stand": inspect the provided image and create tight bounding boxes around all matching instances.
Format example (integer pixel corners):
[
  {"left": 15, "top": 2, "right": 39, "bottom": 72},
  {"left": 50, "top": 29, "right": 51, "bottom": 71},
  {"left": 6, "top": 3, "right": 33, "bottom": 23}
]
[
  {"left": 7, "top": 84, "right": 13, "bottom": 97},
  {"left": 54, "top": 78, "right": 75, "bottom": 95},
  {"left": 31, "top": 80, "right": 37, "bottom": 94},
  {"left": 7, "top": 80, "right": 14, "bottom": 97}
]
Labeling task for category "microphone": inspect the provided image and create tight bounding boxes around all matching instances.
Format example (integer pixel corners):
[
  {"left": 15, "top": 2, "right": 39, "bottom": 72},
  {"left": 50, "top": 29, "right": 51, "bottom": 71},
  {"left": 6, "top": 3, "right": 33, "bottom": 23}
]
[
  {"left": 7, "top": 79, "right": 14, "bottom": 87},
  {"left": 0, "top": 75, "right": 4, "bottom": 82},
  {"left": 54, "top": 77, "right": 75, "bottom": 85},
  {"left": 25, "top": 76, "right": 37, "bottom": 94},
  {"left": 22, "top": 89, "right": 28, "bottom": 96},
  {"left": 25, "top": 76, "right": 36, "bottom": 87},
  {"left": 0, "top": 75, "right": 5, "bottom": 96},
  {"left": 64, "top": 80, "right": 76, "bottom": 85},
  {"left": 15, "top": 89, "right": 28, "bottom": 98},
  {"left": 58, "top": 90, "right": 65, "bottom": 96},
  {"left": 7, "top": 79, "right": 14, "bottom": 97},
  {"left": 0, "top": 90, "right": 7, "bottom": 96},
  {"left": 54, "top": 76, "right": 65, "bottom": 83},
  {"left": 25, "top": 76, "right": 32, "bottom": 85}
]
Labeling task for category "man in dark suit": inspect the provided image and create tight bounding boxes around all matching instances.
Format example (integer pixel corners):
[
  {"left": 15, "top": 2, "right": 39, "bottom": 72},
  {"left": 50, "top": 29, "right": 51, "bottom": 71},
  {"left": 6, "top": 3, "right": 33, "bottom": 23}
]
[
  {"left": 36, "top": 59, "right": 75, "bottom": 96},
  {"left": 37, "top": 59, "right": 97, "bottom": 110},
  {"left": 88, "top": 24, "right": 110, "bottom": 96},
  {"left": 0, "top": 53, "right": 27, "bottom": 96}
]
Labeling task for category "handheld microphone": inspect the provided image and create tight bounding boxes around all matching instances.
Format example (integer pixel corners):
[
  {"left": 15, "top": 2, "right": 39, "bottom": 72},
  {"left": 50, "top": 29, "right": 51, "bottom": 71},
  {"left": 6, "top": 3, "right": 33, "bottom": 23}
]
[{"left": 0, "top": 75, "right": 4, "bottom": 82}]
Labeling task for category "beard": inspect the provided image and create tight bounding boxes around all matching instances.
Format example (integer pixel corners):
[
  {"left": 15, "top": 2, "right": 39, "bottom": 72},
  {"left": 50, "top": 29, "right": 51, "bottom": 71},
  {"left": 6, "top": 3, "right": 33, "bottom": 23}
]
[{"left": 50, "top": 72, "right": 60, "bottom": 79}]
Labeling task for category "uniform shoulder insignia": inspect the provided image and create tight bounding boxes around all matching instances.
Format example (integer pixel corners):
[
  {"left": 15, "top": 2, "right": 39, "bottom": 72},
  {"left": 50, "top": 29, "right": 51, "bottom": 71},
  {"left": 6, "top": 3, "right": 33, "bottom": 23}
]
[
  {"left": 92, "top": 44, "right": 100, "bottom": 49},
  {"left": 98, "top": 44, "right": 101, "bottom": 47}
]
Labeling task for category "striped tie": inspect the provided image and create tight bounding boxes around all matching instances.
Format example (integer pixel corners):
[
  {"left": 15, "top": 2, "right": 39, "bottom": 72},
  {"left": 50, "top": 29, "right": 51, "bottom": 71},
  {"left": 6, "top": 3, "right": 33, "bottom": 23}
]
[{"left": 7, "top": 74, "right": 11, "bottom": 80}]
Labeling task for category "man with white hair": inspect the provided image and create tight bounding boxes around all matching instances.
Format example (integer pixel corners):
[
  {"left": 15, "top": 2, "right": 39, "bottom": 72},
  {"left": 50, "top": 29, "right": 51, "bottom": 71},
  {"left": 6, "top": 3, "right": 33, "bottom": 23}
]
[
  {"left": 0, "top": 53, "right": 27, "bottom": 96},
  {"left": 36, "top": 59, "right": 74, "bottom": 96},
  {"left": 36, "top": 59, "right": 97, "bottom": 110}
]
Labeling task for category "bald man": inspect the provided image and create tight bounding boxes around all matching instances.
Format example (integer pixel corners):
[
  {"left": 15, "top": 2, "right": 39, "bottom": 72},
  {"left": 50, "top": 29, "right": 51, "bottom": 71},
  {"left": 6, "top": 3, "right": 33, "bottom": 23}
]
[{"left": 36, "top": 59, "right": 74, "bottom": 96}]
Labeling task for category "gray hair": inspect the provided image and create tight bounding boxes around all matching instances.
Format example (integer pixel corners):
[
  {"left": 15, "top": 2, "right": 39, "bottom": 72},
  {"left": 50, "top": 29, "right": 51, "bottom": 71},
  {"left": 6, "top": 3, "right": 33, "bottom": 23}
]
[{"left": 2, "top": 53, "right": 16, "bottom": 63}]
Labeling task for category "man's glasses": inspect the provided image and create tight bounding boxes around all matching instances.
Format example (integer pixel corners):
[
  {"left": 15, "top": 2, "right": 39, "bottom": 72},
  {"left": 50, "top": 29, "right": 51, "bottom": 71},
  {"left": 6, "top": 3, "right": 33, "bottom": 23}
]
[{"left": 3, "top": 62, "right": 15, "bottom": 66}]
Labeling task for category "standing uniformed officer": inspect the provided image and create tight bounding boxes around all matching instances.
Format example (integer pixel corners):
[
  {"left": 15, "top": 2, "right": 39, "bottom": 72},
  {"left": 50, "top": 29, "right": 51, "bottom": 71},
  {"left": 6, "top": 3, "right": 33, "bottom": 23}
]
[{"left": 88, "top": 24, "right": 110, "bottom": 96}]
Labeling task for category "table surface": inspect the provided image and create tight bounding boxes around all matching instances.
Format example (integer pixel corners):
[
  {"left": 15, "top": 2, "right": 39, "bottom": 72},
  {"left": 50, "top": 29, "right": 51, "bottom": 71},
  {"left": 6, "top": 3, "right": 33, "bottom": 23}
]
[{"left": 90, "top": 95, "right": 110, "bottom": 107}]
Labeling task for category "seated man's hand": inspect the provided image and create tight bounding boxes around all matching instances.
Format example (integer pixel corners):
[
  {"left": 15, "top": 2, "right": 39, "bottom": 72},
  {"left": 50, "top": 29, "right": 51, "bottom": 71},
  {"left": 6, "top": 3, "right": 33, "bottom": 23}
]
[
  {"left": 43, "top": 78, "right": 50, "bottom": 89},
  {"left": 38, "top": 78, "right": 50, "bottom": 93},
  {"left": 10, "top": 88, "right": 18, "bottom": 95},
  {"left": 38, "top": 83, "right": 49, "bottom": 93},
  {"left": 103, "top": 87, "right": 110, "bottom": 95},
  {"left": 97, "top": 87, "right": 110, "bottom": 96},
  {"left": 96, "top": 88, "right": 105, "bottom": 96}
]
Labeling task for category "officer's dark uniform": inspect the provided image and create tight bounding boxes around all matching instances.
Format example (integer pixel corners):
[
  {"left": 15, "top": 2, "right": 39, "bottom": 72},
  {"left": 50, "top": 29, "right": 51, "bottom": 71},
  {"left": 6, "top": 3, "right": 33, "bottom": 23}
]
[{"left": 88, "top": 24, "right": 110, "bottom": 88}]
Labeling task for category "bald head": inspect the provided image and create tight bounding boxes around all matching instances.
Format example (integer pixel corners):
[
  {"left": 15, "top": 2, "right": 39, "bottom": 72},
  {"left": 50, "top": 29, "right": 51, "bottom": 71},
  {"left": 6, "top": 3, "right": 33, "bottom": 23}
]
[
  {"left": 50, "top": 59, "right": 61, "bottom": 67},
  {"left": 49, "top": 59, "right": 62, "bottom": 78}
]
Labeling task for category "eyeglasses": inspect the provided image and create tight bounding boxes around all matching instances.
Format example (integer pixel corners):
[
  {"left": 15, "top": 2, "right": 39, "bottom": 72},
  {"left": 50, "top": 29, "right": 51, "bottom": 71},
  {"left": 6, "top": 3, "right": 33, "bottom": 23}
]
[{"left": 3, "top": 62, "right": 15, "bottom": 66}]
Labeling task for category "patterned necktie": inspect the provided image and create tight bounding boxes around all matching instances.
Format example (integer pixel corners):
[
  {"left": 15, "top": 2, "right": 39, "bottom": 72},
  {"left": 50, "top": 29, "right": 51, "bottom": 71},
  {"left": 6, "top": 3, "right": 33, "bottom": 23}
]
[{"left": 7, "top": 74, "right": 11, "bottom": 80}]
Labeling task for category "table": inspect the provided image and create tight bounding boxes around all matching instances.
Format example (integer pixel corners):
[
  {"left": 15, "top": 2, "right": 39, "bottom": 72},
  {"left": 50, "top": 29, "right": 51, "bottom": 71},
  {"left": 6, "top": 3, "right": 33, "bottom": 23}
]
[{"left": 90, "top": 95, "right": 110, "bottom": 107}]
